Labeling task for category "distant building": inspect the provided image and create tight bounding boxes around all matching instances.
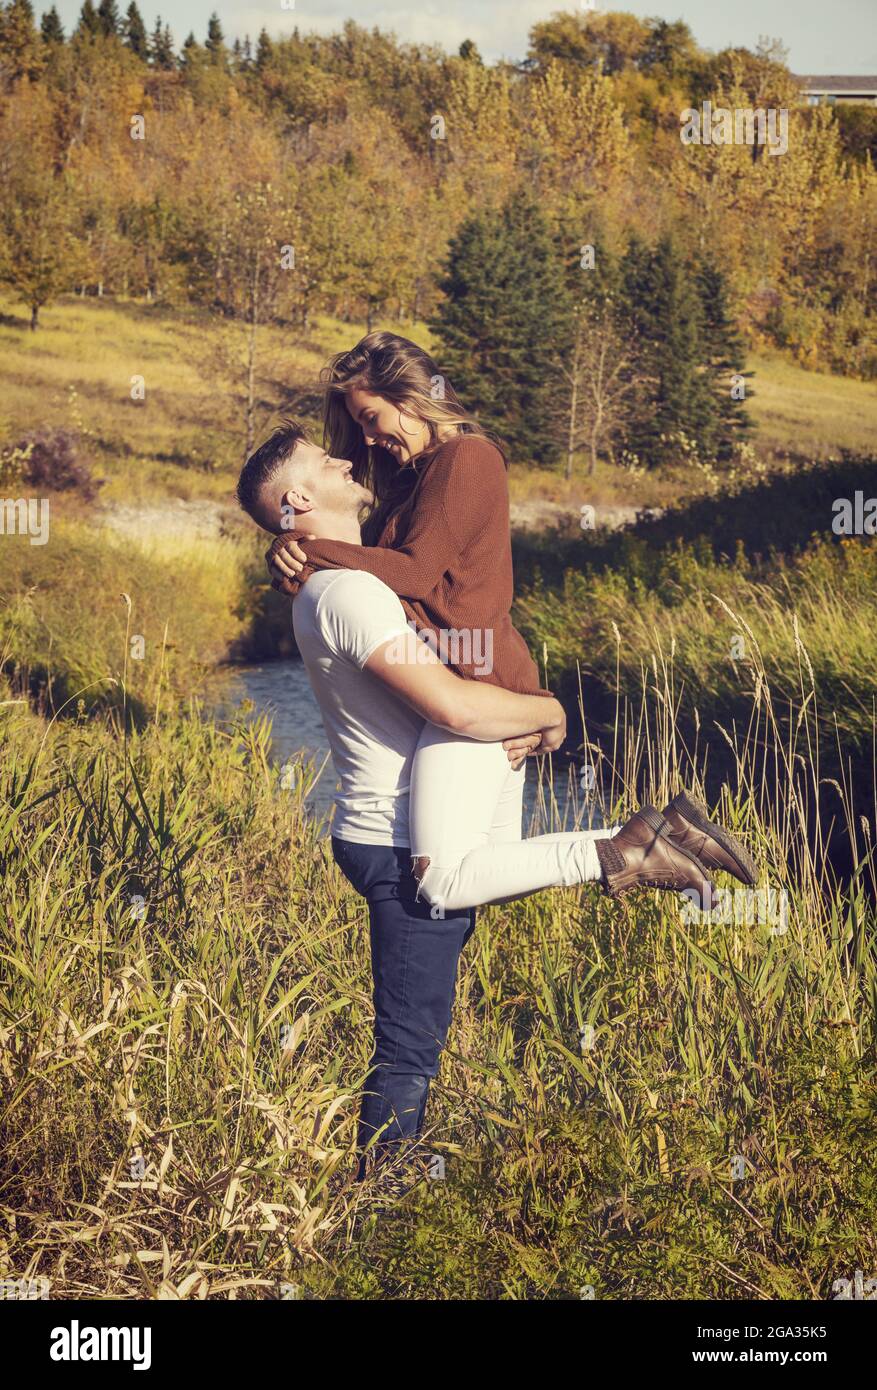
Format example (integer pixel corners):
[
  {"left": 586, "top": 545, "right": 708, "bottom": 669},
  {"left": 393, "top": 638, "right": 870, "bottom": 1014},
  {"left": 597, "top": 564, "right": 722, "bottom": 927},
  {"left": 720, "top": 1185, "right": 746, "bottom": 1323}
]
[{"left": 796, "top": 76, "right": 877, "bottom": 106}]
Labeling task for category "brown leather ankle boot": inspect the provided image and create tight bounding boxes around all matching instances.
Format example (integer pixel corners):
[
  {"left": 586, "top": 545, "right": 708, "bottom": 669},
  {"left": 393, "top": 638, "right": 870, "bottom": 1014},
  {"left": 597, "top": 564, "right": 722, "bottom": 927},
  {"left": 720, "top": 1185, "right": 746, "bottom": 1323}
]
[
  {"left": 661, "top": 792, "right": 757, "bottom": 886},
  {"left": 596, "top": 805, "right": 716, "bottom": 909}
]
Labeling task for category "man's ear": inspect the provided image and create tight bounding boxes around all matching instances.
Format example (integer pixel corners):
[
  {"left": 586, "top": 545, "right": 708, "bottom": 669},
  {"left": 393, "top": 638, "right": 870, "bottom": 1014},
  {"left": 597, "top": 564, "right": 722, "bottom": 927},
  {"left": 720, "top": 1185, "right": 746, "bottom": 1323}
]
[{"left": 280, "top": 485, "right": 313, "bottom": 516}]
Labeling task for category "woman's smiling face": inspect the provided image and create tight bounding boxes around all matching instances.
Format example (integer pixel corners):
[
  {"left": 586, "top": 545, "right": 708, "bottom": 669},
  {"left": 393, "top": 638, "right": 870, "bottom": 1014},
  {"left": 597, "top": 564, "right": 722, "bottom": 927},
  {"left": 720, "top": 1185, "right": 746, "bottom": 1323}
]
[{"left": 345, "top": 386, "right": 431, "bottom": 464}]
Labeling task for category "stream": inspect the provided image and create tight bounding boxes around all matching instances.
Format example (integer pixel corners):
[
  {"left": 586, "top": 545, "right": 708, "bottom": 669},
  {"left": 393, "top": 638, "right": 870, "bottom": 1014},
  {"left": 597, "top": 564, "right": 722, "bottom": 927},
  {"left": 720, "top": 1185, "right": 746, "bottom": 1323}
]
[{"left": 212, "top": 659, "right": 597, "bottom": 835}]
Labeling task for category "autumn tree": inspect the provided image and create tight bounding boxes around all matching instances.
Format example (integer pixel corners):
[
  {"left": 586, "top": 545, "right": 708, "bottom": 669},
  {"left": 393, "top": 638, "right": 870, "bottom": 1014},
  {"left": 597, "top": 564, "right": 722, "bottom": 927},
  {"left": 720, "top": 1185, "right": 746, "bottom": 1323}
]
[
  {"left": 0, "top": 0, "right": 45, "bottom": 81},
  {"left": 215, "top": 183, "right": 307, "bottom": 457},
  {"left": 528, "top": 10, "right": 650, "bottom": 75},
  {"left": 164, "top": 107, "right": 310, "bottom": 452},
  {"left": 526, "top": 58, "right": 632, "bottom": 215},
  {"left": 553, "top": 299, "right": 637, "bottom": 477},
  {"left": 0, "top": 83, "right": 84, "bottom": 328},
  {"left": 441, "top": 56, "right": 520, "bottom": 207},
  {"left": 300, "top": 105, "right": 427, "bottom": 327}
]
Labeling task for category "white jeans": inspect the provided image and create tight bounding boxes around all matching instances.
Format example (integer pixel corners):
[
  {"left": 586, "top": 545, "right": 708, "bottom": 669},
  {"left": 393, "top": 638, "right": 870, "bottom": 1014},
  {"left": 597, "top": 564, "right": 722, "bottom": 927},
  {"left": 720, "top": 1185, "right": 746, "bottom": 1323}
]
[{"left": 408, "top": 724, "right": 615, "bottom": 912}]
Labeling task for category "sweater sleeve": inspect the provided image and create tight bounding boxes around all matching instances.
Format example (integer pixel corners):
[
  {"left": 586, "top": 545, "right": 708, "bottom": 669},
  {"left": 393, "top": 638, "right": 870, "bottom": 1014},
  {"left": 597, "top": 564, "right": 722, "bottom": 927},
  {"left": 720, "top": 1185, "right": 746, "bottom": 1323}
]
[{"left": 295, "top": 438, "right": 506, "bottom": 600}]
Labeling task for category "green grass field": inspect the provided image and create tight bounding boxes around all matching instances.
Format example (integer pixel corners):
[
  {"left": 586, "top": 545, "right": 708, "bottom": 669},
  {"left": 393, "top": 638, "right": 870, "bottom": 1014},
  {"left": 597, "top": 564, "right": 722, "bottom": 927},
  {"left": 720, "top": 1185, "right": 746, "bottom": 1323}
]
[{"left": 746, "top": 350, "right": 877, "bottom": 460}]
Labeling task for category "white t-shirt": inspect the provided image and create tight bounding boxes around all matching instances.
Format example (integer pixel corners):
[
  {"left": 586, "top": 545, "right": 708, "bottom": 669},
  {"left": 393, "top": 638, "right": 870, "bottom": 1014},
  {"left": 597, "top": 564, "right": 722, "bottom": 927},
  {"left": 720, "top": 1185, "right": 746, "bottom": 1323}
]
[{"left": 292, "top": 568, "right": 424, "bottom": 846}]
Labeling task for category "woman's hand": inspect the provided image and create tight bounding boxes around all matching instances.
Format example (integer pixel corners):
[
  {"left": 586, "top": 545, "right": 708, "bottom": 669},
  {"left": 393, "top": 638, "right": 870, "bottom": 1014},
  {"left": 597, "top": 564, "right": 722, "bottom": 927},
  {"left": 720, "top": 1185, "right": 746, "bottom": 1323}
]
[
  {"left": 266, "top": 534, "right": 315, "bottom": 594},
  {"left": 501, "top": 700, "right": 566, "bottom": 766},
  {"left": 501, "top": 732, "right": 542, "bottom": 768}
]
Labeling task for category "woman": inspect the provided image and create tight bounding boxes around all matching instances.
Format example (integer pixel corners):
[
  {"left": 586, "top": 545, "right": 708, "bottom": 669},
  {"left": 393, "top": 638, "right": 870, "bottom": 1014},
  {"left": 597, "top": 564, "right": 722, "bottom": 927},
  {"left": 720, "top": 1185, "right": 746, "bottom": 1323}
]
[
  {"left": 270, "top": 331, "right": 548, "bottom": 699},
  {"left": 267, "top": 332, "right": 754, "bottom": 910}
]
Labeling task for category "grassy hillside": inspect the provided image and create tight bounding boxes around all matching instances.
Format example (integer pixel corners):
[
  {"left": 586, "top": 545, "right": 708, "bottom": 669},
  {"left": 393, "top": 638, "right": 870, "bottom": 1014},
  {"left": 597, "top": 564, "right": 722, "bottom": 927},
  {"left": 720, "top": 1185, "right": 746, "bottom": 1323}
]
[
  {"left": 0, "top": 295, "right": 430, "bottom": 506},
  {"left": 746, "top": 351, "right": 877, "bottom": 460},
  {"left": 2, "top": 294, "right": 876, "bottom": 511}
]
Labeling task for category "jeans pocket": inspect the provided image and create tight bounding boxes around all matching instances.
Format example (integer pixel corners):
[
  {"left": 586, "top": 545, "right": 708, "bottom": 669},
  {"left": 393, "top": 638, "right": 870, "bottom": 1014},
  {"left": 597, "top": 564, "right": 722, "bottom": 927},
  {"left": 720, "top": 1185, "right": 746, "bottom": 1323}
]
[{"left": 331, "top": 836, "right": 368, "bottom": 898}]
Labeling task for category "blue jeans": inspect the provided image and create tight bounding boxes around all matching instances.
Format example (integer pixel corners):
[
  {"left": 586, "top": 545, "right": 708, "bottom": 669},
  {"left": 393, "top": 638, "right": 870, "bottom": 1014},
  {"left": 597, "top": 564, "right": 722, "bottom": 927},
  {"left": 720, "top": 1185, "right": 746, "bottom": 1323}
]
[{"left": 331, "top": 836, "right": 476, "bottom": 1177}]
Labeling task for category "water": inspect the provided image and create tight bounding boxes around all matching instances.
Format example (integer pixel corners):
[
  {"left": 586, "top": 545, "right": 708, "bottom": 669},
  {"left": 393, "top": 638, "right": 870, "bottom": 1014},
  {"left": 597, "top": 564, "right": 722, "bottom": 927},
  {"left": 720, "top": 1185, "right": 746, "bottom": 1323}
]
[{"left": 212, "top": 660, "right": 596, "bottom": 835}]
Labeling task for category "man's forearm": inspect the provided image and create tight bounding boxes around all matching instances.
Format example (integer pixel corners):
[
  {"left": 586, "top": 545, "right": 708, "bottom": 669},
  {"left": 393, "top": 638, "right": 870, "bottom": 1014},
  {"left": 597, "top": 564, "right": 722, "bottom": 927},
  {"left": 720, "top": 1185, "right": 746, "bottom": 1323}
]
[
  {"left": 450, "top": 681, "right": 563, "bottom": 742},
  {"left": 365, "top": 634, "right": 564, "bottom": 744}
]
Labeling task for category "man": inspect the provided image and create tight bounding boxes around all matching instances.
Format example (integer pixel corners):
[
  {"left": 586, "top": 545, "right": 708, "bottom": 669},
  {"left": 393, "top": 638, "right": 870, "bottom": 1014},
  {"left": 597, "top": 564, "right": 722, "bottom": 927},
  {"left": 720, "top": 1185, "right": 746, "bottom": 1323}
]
[{"left": 236, "top": 423, "right": 752, "bottom": 1188}]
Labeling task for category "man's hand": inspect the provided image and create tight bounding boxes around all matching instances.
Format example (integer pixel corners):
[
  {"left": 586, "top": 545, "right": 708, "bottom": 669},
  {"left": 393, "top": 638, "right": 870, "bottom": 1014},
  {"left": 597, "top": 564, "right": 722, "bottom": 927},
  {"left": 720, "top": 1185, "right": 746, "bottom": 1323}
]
[
  {"left": 266, "top": 534, "right": 315, "bottom": 595},
  {"left": 535, "top": 715, "right": 566, "bottom": 754}
]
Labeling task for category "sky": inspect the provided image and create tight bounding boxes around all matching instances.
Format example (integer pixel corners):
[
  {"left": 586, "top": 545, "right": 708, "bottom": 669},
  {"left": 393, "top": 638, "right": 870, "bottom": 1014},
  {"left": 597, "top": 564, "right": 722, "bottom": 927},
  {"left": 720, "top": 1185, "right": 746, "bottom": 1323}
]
[{"left": 42, "top": 1, "right": 877, "bottom": 75}]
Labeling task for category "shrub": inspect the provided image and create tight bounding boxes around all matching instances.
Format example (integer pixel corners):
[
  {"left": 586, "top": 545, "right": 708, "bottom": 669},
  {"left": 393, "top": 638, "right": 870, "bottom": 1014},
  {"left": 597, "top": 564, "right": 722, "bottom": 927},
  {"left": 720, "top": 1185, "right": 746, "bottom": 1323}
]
[{"left": 8, "top": 427, "right": 101, "bottom": 500}]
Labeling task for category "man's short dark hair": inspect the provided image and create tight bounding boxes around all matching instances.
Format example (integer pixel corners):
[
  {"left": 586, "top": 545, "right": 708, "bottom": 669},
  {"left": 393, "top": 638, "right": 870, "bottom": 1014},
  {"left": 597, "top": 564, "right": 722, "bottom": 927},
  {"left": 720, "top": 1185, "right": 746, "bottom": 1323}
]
[{"left": 236, "top": 420, "right": 308, "bottom": 518}]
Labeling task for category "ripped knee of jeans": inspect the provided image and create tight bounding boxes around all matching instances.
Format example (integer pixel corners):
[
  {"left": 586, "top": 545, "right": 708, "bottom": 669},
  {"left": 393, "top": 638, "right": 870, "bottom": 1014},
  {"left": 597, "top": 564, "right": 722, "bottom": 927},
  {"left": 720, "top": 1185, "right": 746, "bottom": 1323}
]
[
  {"left": 411, "top": 857, "right": 450, "bottom": 917},
  {"left": 411, "top": 854, "right": 431, "bottom": 890}
]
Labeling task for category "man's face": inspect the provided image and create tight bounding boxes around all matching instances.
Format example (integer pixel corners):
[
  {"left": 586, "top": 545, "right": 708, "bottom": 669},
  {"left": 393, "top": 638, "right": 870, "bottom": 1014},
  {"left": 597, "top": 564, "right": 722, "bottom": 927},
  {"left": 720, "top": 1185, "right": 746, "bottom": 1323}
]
[{"left": 255, "top": 439, "right": 371, "bottom": 533}]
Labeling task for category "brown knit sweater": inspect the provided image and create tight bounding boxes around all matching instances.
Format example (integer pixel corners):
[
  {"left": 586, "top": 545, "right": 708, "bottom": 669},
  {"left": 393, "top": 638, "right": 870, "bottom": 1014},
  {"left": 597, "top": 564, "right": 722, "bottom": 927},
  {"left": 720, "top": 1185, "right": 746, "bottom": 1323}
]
[{"left": 278, "top": 434, "right": 550, "bottom": 696}]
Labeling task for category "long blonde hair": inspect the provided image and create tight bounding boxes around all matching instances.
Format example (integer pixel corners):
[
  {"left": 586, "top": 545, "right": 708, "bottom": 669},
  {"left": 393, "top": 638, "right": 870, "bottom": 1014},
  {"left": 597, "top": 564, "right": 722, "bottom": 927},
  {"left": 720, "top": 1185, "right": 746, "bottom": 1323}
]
[{"left": 320, "top": 331, "right": 505, "bottom": 507}]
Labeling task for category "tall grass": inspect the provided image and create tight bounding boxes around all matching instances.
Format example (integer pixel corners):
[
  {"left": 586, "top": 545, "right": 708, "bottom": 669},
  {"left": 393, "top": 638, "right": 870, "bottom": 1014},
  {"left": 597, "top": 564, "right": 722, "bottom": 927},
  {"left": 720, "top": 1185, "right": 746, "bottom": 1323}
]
[
  {"left": 0, "top": 515, "right": 269, "bottom": 719},
  {"left": 1, "top": 609, "right": 874, "bottom": 1299},
  {"left": 517, "top": 534, "right": 877, "bottom": 760}
]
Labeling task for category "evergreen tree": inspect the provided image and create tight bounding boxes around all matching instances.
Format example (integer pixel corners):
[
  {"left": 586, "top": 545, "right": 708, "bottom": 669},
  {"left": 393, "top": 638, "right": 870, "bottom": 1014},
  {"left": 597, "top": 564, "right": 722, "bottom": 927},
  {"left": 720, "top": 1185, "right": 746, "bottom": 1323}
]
[
  {"left": 458, "top": 39, "right": 482, "bottom": 64},
  {"left": 149, "top": 15, "right": 174, "bottom": 69},
  {"left": 255, "top": 28, "right": 273, "bottom": 70},
  {"left": 180, "top": 31, "right": 199, "bottom": 69},
  {"left": 557, "top": 215, "right": 625, "bottom": 311},
  {"left": 431, "top": 189, "right": 571, "bottom": 464},
  {"left": 122, "top": 1, "right": 147, "bottom": 59},
  {"left": 205, "top": 11, "right": 224, "bottom": 61},
  {"left": 40, "top": 5, "right": 65, "bottom": 44},
  {"left": 96, "top": 0, "right": 120, "bottom": 38},
  {"left": 697, "top": 258, "right": 753, "bottom": 458},
  {"left": 75, "top": 0, "right": 101, "bottom": 39},
  {"left": 620, "top": 235, "right": 717, "bottom": 467}
]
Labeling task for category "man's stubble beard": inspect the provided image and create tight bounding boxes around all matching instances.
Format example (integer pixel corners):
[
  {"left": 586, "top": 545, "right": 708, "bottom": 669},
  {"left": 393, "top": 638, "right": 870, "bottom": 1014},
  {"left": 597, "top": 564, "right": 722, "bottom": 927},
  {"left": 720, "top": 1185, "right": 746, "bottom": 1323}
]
[{"left": 309, "top": 489, "right": 367, "bottom": 543}]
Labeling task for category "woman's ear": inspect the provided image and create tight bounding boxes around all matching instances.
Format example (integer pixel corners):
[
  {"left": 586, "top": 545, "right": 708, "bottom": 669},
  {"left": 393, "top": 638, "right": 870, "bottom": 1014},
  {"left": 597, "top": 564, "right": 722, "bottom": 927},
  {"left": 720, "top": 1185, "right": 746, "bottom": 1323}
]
[{"left": 397, "top": 407, "right": 421, "bottom": 439}]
